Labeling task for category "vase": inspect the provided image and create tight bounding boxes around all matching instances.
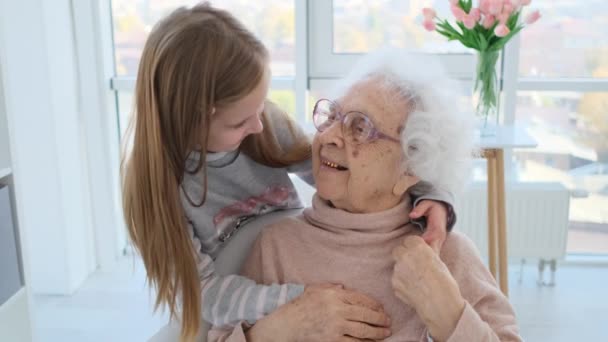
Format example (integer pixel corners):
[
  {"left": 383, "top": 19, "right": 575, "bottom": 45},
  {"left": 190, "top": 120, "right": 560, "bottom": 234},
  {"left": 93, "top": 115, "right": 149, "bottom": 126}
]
[{"left": 472, "top": 50, "right": 501, "bottom": 137}]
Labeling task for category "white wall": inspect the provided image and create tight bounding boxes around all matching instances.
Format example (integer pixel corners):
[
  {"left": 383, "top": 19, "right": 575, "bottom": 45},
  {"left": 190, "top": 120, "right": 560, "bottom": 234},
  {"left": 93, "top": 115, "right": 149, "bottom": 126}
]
[{"left": 0, "top": 0, "right": 97, "bottom": 294}]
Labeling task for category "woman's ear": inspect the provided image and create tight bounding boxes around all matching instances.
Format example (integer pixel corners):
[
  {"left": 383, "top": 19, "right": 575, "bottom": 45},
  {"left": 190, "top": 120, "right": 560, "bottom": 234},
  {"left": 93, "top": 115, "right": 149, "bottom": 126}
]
[{"left": 393, "top": 172, "right": 420, "bottom": 196}]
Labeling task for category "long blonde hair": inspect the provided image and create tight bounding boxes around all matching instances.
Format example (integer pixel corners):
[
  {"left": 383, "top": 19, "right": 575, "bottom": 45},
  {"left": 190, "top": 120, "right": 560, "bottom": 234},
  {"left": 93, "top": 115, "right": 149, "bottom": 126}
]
[{"left": 121, "top": 3, "right": 310, "bottom": 340}]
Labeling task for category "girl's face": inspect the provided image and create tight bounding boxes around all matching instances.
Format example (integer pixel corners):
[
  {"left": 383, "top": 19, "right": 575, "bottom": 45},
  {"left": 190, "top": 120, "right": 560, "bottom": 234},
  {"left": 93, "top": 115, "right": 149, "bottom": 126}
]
[{"left": 207, "top": 69, "right": 270, "bottom": 153}]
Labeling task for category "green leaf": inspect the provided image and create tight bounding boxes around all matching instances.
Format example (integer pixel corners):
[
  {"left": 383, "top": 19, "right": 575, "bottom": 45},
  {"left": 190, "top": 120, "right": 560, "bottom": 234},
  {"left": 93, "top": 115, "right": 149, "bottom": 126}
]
[
  {"left": 437, "top": 20, "right": 464, "bottom": 40},
  {"left": 457, "top": 21, "right": 466, "bottom": 32},
  {"left": 461, "top": 40, "right": 477, "bottom": 49},
  {"left": 478, "top": 32, "right": 488, "bottom": 51},
  {"left": 488, "top": 26, "right": 523, "bottom": 51},
  {"left": 436, "top": 28, "right": 453, "bottom": 40},
  {"left": 507, "top": 11, "right": 521, "bottom": 30},
  {"left": 459, "top": 0, "right": 472, "bottom": 13},
  {"left": 437, "top": 21, "right": 454, "bottom": 32}
]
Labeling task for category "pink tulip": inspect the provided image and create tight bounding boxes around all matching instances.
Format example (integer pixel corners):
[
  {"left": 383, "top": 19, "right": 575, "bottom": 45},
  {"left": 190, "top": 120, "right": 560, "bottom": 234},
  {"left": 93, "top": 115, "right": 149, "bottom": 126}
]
[
  {"left": 511, "top": 0, "right": 522, "bottom": 7},
  {"left": 503, "top": 3, "right": 514, "bottom": 14},
  {"left": 524, "top": 10, "right": 541, "bottom": 24},
  {"left": 482, "top": 15, "right": 496, "bottom": 29},
  {"left": 470, "top": 8, "right": 481, "bottom": 21},
  {"left": 451, "top": 5, "right": 466, "bottom": 21},
  {"left": 494, "top": 24, "right": 510, "bottom": 37},
  {"left": 488, "top": 0, "right": 504, "bottom": 16},
  {"left": 422, "top": 7, "right": 436, "bottom": 20},
  {"left": 521, "top": 0, "right": 532, "bottom": 5},
  {"left": 479, "top": 0, "right": 491, "bottom": 15},
  {"left": 498, "top": 12, "right": 510, "bottom": 24},
  {"left": 423, "top": 19, "right": 436, "bottom": 31},
  {"left": 463, "top": 14, "right": 477, "bottom": 29}
]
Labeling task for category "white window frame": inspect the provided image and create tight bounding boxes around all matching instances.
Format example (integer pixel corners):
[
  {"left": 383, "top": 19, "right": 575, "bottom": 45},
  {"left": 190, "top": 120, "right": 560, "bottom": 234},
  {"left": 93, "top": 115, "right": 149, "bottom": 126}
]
[{"left": 70, "top": 0, "right": 126, "bottom": 271}]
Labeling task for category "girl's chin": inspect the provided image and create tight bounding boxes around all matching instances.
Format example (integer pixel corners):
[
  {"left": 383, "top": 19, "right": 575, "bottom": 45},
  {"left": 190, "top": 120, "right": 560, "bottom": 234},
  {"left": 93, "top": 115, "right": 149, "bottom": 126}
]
[{"left": 209, "top": 143, "right": 241, "bottom": 154}]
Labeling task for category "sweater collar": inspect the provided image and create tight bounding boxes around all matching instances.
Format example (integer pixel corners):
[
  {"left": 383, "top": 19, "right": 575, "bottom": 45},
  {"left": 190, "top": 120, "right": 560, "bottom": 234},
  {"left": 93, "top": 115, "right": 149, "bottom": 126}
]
[{"left": 303, "top": 194, "right": 414, "bottom": 234}]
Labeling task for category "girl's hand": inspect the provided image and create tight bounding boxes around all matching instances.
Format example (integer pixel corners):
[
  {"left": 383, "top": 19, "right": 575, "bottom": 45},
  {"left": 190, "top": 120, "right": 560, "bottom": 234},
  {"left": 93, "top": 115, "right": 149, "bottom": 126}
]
[
  {"left": 246, "top": 284, "right": 392, "bottom": 342},
  {"left": 409, "top": 200, "right": 448, "bottom": 253},
  {"left": 391, "top": 236, "right": 464, "bottom": 341}
]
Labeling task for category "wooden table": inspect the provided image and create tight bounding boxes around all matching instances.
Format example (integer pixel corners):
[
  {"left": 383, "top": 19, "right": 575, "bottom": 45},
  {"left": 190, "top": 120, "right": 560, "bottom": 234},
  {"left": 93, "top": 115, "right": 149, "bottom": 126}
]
[{"left": 478, "top": 125, "right": 537, "bottom": 296}]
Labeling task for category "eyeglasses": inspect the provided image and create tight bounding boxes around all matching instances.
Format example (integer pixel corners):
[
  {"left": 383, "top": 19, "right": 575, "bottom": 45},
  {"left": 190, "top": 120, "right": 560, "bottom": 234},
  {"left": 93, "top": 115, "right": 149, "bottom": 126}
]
[{"left": 312, "top": 99, "right": 400, "bottom": 145}]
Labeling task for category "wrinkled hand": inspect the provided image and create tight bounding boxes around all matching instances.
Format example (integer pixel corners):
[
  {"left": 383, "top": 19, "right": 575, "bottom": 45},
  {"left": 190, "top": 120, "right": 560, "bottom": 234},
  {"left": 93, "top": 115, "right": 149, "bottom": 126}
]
[
  {"left": 247, "top": 284, "right": 392, "bottom": 342},
  {"left": 409, "top": 200, "right": 448, "bottom": 253},
  {"left": 391, "top": 236, "right": 464, "bottom": 341}
]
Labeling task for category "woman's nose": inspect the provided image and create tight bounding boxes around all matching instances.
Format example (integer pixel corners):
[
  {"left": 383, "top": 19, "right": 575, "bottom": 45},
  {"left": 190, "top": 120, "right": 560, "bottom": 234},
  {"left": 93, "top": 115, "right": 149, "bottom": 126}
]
[{"left": 319, "top": 120, "right": 345, "bottom": 148}]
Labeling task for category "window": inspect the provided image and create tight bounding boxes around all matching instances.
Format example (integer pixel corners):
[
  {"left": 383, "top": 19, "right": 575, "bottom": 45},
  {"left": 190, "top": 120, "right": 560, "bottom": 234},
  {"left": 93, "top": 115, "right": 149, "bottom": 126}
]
[
  {"left": 111, "top": 0, "right": 295, "bottom": 77},
  {"left": 518, "top": 0, "right": 608, "bottom": 78},
  {"left": 110, "top": 0, "right": 296, "bottom": 137},
  {"left": 308, "top": 0, "right": 475, "bottom": 79},
  {"left": 107, "top": 0, "right": 608, "bottom": 256},
  {"left": 512, "top": 0, "right": 608, "bottom": 255},
  {"left": 332, "top": 0, "right": 468, "bottom": 54}
]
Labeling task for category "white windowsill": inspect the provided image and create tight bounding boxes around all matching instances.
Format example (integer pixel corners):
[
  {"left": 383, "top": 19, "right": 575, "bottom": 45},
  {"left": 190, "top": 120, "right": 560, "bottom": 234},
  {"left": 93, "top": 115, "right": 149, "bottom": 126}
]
[{"left": 563, "top": 254, "right": 608, "bottom": 267}]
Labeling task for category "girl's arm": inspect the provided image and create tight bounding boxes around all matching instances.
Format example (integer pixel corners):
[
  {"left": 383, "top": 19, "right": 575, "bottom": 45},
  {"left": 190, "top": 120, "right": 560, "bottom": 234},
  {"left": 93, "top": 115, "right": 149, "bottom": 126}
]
[
  {"left": 409, "top": 181, "right": 457, "bottom": 231},
  {"left": 187, "top": 219, "right": 305, "bottom": 327}
]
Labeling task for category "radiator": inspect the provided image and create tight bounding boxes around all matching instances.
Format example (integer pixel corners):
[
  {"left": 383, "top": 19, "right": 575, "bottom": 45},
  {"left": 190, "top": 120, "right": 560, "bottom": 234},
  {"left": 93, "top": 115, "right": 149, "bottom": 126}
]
[{"left": 454, "top": 182, "right": 570, "bottom": 261}]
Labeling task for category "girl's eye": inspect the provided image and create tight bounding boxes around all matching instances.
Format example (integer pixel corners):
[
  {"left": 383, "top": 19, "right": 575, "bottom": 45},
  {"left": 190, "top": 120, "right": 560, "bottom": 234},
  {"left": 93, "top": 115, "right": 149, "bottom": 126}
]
[
  {"left": 232, "top": 121, "right": 247, "bottom": 129},
  {"left": 231, "top": 116, "right": 251, "bottom": 129}
]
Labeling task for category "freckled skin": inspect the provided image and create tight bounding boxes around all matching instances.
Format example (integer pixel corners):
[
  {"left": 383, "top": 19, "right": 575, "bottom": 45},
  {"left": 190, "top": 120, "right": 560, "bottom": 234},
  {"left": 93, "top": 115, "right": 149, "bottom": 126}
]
[{"left": 311, "top": 77, "right": 418, "bottom": 213}]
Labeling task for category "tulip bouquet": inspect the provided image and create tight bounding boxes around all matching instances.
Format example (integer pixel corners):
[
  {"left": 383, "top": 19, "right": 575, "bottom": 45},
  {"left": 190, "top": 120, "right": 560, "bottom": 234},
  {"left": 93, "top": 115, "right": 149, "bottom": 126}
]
[{"left": 422, "top": 0, "right": 540, "bottom": 133}]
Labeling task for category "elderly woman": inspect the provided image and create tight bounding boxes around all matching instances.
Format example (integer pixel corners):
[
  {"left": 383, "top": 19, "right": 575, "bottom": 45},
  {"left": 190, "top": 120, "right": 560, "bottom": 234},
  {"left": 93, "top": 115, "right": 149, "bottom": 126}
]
[{"left": 209, "top": 50, "right": 522, "bottom": 342}]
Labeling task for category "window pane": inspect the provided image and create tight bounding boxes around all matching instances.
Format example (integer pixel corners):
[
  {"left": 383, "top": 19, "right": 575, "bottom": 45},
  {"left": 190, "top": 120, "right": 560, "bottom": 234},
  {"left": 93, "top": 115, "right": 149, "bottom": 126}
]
[
  {"left": 111, "top": 0, "right": 295, "bottom": 76},
  {"left": 515, "top": 91, "right": 608, "bottom": 255},
  {"left": 268, "top": 89, "right": 296, "bottom": 119},
  {"left": 332, "top": 0, "right": 469, "bottom": 54},
  {"left": 519, "top": 0, "right": 608, "bottom": 78}
]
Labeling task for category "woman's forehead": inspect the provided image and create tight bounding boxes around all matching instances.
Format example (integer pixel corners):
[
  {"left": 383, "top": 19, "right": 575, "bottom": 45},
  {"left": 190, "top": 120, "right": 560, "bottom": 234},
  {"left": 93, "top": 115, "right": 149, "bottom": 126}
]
[{"left": 340, "top": 80, "right": 407, "bottom": 126}]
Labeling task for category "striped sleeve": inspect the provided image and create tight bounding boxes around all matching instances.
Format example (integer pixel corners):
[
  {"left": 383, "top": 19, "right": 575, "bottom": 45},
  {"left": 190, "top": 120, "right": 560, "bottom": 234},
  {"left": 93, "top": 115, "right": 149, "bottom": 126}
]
[
  {"left": 187, "top": 220, "right": 305, "bottom": 327},
  {"left": 409, "top": 181, "right": 457, "bottom": 231}
]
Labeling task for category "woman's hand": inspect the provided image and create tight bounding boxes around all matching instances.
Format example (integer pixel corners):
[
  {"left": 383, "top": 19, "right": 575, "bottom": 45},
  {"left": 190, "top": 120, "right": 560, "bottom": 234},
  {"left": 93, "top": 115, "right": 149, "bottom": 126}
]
[
  {"left": 409, "top": 200, "right": 448, "bottom": 253},
  {"left": 246, "top": 284, "right": 392, "bottom": 342},
  {"left": 391, "top": 236, "right": 465, "bottom": 341}
]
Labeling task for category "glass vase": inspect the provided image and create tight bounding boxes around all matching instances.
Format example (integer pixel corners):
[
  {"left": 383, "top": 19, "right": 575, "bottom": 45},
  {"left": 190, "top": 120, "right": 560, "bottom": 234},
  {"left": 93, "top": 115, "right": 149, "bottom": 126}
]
[{"left": 472, "top": 50, "right": 501, "bottom": 137}]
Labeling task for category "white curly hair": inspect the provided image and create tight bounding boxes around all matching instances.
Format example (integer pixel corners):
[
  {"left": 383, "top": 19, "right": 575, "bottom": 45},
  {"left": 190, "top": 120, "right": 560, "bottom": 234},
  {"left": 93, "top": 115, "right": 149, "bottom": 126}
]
[{"left": 330, "top": 49, "right": 478, "bottom": 195}]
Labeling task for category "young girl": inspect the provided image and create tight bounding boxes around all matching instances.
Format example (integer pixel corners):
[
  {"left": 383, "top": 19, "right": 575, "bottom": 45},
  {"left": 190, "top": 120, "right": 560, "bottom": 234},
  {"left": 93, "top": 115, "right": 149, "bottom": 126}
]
[{"left": 122, "top": 3, "right": 456, "bottom": 341}]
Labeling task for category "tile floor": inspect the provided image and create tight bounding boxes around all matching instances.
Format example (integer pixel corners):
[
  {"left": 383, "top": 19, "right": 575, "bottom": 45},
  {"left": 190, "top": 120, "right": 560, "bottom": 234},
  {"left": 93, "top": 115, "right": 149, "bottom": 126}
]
[
  {"left": 32, "top": 257, "right": 169, "bottom": 342},
  {"left": 31, "top": 255, "right": 608, "bottom": 342}
]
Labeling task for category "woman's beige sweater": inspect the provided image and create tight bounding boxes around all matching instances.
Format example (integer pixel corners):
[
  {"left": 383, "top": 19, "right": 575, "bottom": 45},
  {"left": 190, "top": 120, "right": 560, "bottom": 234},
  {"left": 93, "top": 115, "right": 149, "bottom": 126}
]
[{"left": 209, "top": 195, "right": 521, "bottom": 341}]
